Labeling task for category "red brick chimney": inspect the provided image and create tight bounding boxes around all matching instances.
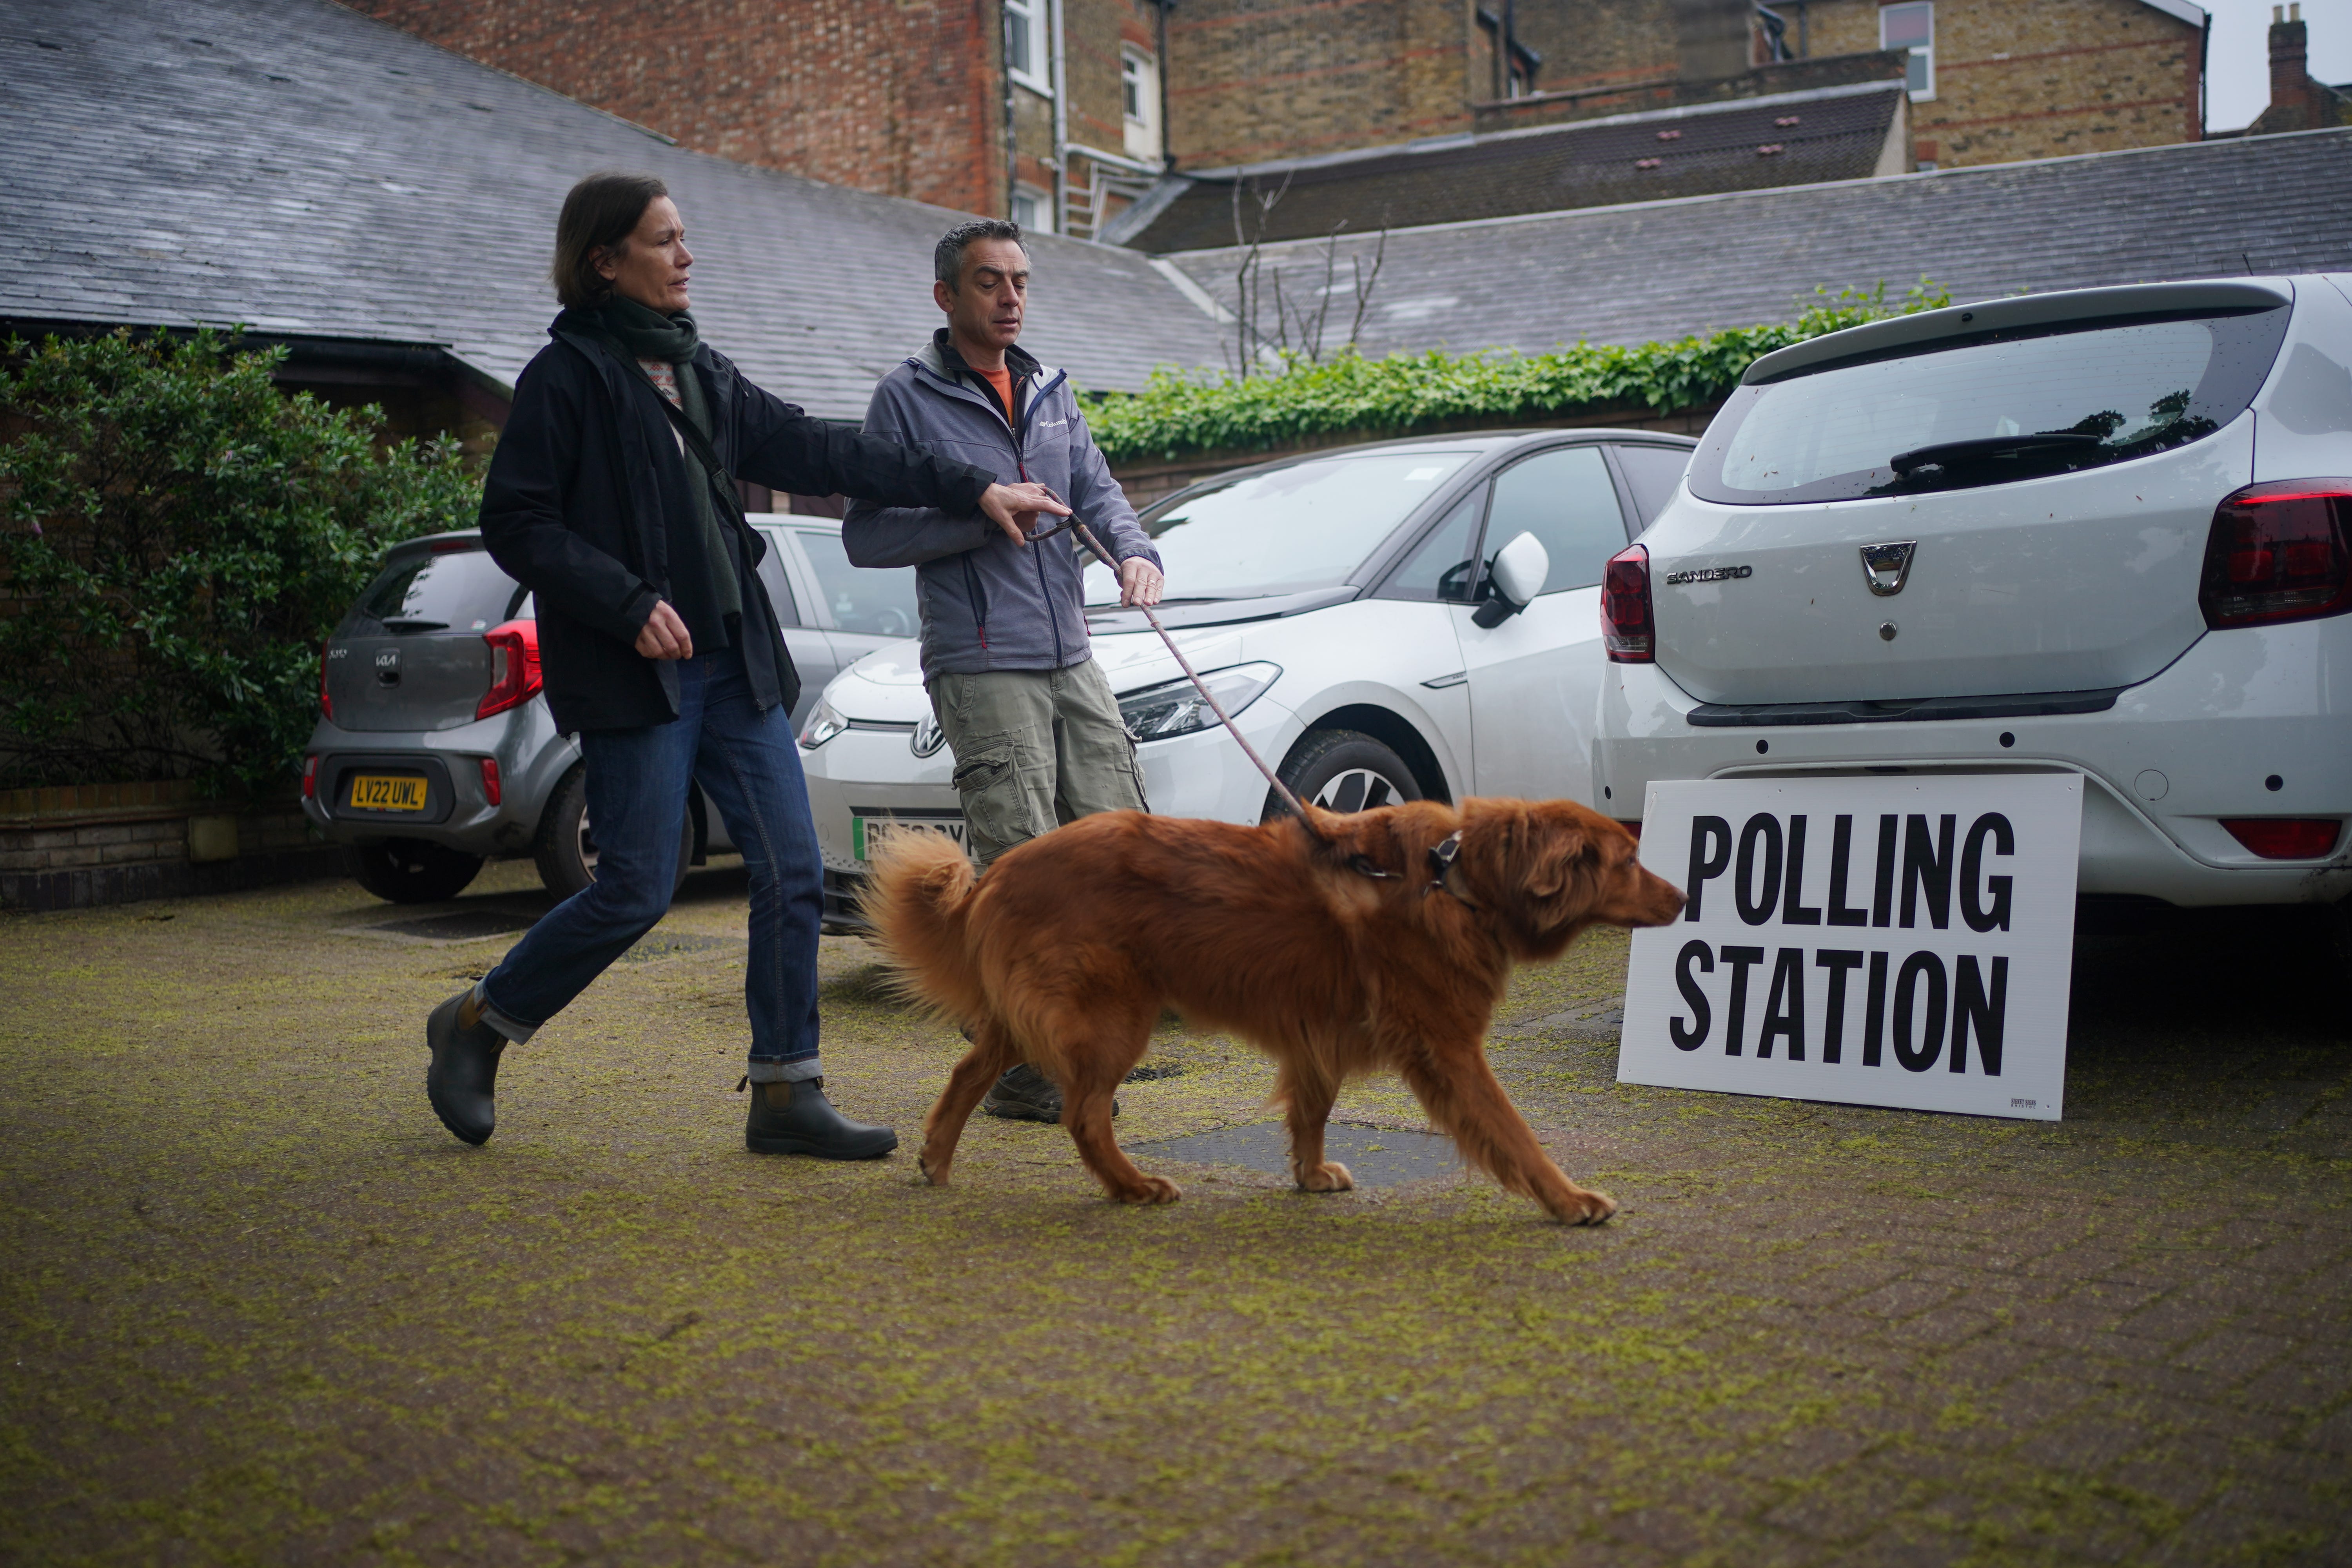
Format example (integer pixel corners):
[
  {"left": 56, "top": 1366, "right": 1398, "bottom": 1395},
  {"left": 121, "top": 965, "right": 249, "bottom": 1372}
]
[{"left": 2250, "top": 3, "right": 2352, "bottom": 136}]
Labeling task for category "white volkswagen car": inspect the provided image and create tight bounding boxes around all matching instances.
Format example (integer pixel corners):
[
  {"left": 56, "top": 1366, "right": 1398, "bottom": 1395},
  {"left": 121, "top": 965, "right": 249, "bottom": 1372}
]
[
  {"left": 1595, "top": 275, "right": 2352, "bottom": 940},
  {"left": 797, "top": 429, "right": 1696, "bottom": 927}
]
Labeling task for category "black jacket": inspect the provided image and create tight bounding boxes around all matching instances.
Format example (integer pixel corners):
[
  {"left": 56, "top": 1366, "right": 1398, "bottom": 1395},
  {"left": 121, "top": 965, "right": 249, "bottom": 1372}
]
[{"left": 478, "top": 313, "right": 997, "bottom": 732}]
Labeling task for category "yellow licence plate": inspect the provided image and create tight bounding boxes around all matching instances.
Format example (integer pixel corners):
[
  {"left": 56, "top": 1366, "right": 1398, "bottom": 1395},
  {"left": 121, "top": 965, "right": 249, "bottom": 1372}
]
[{"left": 349, "top": 773, "right": 428, "bottom": 812}]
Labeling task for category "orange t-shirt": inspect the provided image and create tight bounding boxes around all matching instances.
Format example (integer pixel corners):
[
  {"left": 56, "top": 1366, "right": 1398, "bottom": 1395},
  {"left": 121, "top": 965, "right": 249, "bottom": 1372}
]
[{"left": 975, "top": 363, "right": 1017, "bottom": 425}]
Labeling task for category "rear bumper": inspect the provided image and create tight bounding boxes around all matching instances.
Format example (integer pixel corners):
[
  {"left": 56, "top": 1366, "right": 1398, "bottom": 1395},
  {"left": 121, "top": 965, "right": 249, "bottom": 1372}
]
[
  {"left": 1596, "top": 618, "right": 2352, "bottom": 908},
  {"left": 299, "top": 705, "right": 576, "bottom": 857}
]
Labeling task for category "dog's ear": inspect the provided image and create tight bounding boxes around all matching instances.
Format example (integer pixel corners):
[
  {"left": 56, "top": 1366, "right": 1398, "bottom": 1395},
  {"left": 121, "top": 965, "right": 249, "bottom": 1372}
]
[{"left": 1525, "top": 814, "right": 1592, "bottom": 901}]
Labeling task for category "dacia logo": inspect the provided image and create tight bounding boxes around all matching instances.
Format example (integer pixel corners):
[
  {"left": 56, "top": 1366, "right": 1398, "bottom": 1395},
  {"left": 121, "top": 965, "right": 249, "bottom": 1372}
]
[{"left": 1860, "top": 541, "right": 1918, "bottom": 596}]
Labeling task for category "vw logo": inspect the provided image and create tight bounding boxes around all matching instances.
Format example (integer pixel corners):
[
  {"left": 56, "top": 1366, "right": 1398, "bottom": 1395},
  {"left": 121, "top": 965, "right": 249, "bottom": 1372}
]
[
  {"left": 911, "top": 712, "right": 947, "bottom": 759},
  {"left": 1860, "top": 540, "right": 1918, "bottom": 597}
]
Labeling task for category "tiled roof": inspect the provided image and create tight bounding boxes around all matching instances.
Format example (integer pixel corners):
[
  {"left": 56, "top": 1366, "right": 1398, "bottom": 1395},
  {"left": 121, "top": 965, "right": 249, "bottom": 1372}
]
[
  {"left": 1154, "top": 127, "right": 2352, "bottom": 359},
  {"left": 1116, "top": 83, "right": 1906, "bottom": 254},
  {"left": 0, "top": 0, "right": 1227, "bottom": 418}
]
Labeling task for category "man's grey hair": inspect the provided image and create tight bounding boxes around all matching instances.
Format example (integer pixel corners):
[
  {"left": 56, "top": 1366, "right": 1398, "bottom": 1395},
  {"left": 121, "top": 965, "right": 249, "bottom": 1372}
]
[{"left": 935, "top": 219, "right": 1028, "bottom": 289}]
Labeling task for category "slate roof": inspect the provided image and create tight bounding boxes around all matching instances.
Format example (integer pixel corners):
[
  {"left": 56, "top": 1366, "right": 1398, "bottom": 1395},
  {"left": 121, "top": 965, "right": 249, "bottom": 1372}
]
[
  {"left": 1155, "top": 127, "right": 2352, "bottom": 359},
  {"left": 1116, "top": 83, "right": 1906, "bottom": 255},
  {"left": 0, "top": 0, "right": 1228, "bottom": 418}
]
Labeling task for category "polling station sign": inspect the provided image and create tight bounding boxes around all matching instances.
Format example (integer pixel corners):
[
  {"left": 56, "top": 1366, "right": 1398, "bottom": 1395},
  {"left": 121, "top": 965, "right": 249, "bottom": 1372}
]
[{"left": 1619, "top": 774, "right": 2083, "bottom": 1121}]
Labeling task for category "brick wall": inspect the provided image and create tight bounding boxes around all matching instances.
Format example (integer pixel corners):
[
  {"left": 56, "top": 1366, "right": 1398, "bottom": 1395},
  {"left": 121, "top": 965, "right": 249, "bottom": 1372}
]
[
  {"left": 0, "top": 782, "right": 343, "bottom": 912},
  {"left": 1793, "top": 0, "right": 2201, "bottom": 167},
  {"left": 1165, "top": 0, "right": 1472, "bottom": 168},
  {"left": 347, "top": 0, "right": 1009, "bottom": 216}
]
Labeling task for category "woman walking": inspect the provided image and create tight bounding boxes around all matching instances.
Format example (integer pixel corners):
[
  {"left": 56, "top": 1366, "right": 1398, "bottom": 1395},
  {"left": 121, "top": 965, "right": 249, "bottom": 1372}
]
[{"left": 423, "top": 172, "right": 1067, "bottom": 1159}]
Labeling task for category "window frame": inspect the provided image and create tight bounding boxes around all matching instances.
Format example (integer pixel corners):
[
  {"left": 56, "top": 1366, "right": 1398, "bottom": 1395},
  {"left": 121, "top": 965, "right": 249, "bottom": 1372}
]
[
  {"left": 1367, "top": 439, "right": 1646, "bottom": 603},
  {"left": 1009, "top": 183, "right": 1049, "bottom": 232},
  {"left": 1880, "top": 0, "right": 1935, "bottom": 103},
  {"left": 1004, "top": 0, "right": 1052, "bottom": 95},
  {"left": 1465, "top": 441, "right": 1636, "bottom": 597}
]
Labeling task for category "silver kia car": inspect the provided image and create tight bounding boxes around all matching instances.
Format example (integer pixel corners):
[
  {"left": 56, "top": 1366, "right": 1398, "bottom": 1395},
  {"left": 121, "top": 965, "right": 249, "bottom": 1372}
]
[{"left": 302, "top": 514, "right": 916, "bottom": 902}]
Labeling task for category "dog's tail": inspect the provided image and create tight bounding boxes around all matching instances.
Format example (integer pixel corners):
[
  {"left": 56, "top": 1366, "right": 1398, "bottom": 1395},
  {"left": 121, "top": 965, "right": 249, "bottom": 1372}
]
[{"left": 859, "top": 833, "right": 989, "bottom": 1023}]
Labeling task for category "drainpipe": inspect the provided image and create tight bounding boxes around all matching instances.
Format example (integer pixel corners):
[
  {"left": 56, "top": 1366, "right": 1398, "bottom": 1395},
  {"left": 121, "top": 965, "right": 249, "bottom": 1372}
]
[
  {"left": 1050, "top": 0, "right": 1070, "bottom": 235},
  {"left": 2196, "top": 9, "right": 2209, "bottom": 140},
  {"left": 1001, "top": 0, "right": 1018, "bottom": 219},
  {"left": 1156, "top": 0, "right": 1175, "bottom": 172}
]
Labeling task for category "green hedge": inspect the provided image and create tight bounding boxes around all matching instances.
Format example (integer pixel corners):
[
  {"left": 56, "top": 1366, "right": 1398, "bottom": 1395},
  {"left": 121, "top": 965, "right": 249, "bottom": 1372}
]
[
  {"left": 1088, "top": 281, "right": 1950, "bottom": 465},
  {"left": 0, "top": 328, "right": 480, "bottom": 793}
]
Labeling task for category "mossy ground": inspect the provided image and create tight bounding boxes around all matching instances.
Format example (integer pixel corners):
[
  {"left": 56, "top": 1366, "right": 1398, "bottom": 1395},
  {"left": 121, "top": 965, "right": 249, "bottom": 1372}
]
[{"left": 2, "top": 863, "right": 2347, "bottom": 1566}]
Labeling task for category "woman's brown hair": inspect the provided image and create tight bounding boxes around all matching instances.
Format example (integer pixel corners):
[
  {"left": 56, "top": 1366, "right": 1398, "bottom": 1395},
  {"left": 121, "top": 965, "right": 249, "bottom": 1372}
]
[{"left": 550, "top": 172, "right": 669, "bottom": 310}]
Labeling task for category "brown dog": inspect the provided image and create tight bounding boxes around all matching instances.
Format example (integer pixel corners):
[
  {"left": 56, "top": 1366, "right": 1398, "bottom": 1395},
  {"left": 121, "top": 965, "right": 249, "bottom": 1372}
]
[{"left": 862, "top": 797, "right": 1686, "bottom": 1223}]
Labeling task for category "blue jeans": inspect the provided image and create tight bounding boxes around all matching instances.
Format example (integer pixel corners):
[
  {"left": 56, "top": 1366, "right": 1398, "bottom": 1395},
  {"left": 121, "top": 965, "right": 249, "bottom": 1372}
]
[{"left": 477, "top": 648, "right": 825, "bottom": 1083}]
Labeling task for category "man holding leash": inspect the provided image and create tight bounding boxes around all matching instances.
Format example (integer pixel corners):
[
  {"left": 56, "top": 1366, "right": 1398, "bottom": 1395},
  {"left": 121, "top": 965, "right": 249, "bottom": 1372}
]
[
  {"left": 844, "top": 218, "right": 1164, "bottom": 1125},
  {"left": 424, "top": 174, "right": 1069, "bottom": 1159}
]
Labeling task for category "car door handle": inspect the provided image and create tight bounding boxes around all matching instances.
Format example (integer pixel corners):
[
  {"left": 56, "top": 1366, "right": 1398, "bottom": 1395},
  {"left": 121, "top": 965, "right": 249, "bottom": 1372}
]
[{"left": 1422, "top": 671, "right": 1468, "bottom": 689}]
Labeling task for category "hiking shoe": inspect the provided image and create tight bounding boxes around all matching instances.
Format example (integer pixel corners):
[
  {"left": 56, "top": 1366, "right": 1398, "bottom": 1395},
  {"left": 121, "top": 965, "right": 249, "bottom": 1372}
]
[
  {"left": 744, "top": 1078, "right": 898, "bottom": 1160},
  {"left": 981, "top": 1062, "right": 1116, "bottom": 1123},
  {"left": 426, "top": 987, "right": 506, "bottom": 1146}
]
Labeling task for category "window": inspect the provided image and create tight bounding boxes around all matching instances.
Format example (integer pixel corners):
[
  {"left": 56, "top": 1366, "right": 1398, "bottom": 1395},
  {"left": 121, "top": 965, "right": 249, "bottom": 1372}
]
[
  {"left": 795, "top": 528, "right": 920, "bottom": 640},
  {"left": 1880, "top": 2, "right": 1934, "bottom": 101},
  {"left": 1381, "top": 490, "right": 1487, "bottom": 601},
  {"left": 1082, "top": 451, "right": 1479, "bottom": 604},
  {"left": 1121, "top": 47, "right": 1160, "bottom": 161},
  {"left": 350, "top": 547, "right": 517, "bottom": 633},
  {"left": 1004, "top": 0, "right": 1049, "bottom": 93},
  {"left": 1689, "top": 308, "right": 2293, "bottom": 506},
  {"left": 1009, "top": 184, "right": 1047, "bottom": 232},
  {"left": 1478, "top": 446, "right": 1628, "bottom": 594},
  {"left": 1612, "top": 444, "right": 1694, "bottom": 528}
]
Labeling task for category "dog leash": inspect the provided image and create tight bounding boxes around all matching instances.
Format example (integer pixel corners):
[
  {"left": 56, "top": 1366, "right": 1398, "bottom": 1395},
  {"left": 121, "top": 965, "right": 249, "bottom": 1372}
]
[
  {"left": 1057, "top": 508, "right": 1456, "bottom": 893},
  {"left": 1060, "top": 514, "right": 1313, "bottom": 824}
]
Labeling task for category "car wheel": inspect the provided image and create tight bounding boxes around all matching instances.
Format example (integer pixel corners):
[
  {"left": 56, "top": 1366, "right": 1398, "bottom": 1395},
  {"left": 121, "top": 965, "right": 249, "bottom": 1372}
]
[
  {"left": 346, "top": 839, "right": 484, "bottom": 904},
  {"left": 1270, "top": 728, "right": 1421, "bottom": 818},
  {"left": 532, "top": 766, "right": 693, "bottom": 901}
]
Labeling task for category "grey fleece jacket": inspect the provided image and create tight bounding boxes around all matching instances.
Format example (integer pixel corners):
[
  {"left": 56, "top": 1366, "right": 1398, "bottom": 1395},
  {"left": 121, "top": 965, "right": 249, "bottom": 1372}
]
[{"left": 842, "top": 334, "right": 1159, "bottom": 678}]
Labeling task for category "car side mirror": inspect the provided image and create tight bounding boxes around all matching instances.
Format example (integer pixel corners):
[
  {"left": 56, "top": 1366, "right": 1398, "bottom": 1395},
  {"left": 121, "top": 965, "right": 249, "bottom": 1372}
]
[{"left": 1472, "top": 531, "right": 1548, "bottom": 628}]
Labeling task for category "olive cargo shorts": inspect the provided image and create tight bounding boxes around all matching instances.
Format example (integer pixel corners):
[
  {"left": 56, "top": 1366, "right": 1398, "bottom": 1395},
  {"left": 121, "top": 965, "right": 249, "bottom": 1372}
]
[{"left": 928, "top": 659, "right": 1147, "bottom": 866}]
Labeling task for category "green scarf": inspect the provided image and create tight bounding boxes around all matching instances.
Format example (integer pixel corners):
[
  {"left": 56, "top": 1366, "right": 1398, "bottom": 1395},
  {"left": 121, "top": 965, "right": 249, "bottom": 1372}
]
[{"left": 587, "top": 297, "right": 740, "bottom": 627}]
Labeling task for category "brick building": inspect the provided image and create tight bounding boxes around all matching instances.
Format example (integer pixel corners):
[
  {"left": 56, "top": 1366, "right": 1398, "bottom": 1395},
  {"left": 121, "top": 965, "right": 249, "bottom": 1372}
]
[
  {"left": 1774, "top": 0, "right": 2207, "bottom": 168},
  {"left": 347, "top": 0, "right": 1177, "bottom": 242}
]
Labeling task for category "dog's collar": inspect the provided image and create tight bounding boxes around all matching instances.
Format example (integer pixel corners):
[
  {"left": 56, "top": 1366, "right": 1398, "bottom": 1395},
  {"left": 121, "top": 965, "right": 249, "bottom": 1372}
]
[{"left": 1423, "top": 830, "right": 1470, "bottom": 902}]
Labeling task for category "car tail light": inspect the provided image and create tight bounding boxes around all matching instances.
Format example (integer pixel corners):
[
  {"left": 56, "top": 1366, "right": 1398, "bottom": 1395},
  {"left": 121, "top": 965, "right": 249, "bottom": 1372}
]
[
  {"left": 2199, "top": 479, "right": 2352, "bottom": 628},
  {"left": 477, "top": 757, "right": 502, "bottom": 806},
  {"left": 302, "top": 754, "right": 319, "bottom": 800},
  {"left": 2220, "top": 818, "right": 2343, "bottom": 860},
  {"left": 476, "top": 619, "right": 542, "bottom": 720},
  {"left": 1601, "top": 544, "right": 1655, "bottom": 662},
  {"left": 319, "top": 641, "right": 334, "bottom": 721}
]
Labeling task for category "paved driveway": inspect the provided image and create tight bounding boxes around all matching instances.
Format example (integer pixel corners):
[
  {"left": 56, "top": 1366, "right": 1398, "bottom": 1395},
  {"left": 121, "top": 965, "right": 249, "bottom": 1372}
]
[{"left": 1, "top": 862, "right": 2345, "bottom": 1565}]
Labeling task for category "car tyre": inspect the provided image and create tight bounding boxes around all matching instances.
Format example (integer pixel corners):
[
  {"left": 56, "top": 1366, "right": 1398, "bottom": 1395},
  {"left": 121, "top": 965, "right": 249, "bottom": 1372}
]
[
  {"left": 1270, "top": 728, "right": 1422, "bottom": 818},
  {"left": 533, "top": 765, "right": 693, "bottom": 901},
  {"left": 347, "top": 839, "right": 484, "bottom": 904}
]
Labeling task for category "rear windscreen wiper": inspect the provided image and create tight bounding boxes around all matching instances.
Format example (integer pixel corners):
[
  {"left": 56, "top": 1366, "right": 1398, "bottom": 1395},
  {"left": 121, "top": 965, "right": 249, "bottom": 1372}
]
[
  {"left": 1888, "top": 432, "right": 2103, "bottom": 474},
  {"left": 378, "top": 617, "right": 451, "bottom": 632}
]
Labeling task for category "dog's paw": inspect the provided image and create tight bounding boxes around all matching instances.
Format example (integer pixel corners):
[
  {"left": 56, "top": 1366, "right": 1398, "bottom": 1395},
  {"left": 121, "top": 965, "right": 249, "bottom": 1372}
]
[
  {"left": 1115, "top": 1175, "right": 1183, "bottom": 1206},
  {"left": 916, "top": 1149, "right": 951, "bottom": 1187},
  {"left": 1294, "top": 1161, "right": 1354, "bottom": 1193},
  {"left": 1549, "top": 1187, "right": 1617, "bottom": 1225}
]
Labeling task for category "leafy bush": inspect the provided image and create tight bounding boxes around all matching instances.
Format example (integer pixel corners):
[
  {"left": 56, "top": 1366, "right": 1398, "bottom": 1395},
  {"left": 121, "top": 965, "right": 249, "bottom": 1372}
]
[
  {"left": 0, "top": 329, "right": 479, "bottom": 793},
  {"left": 1090, "top": 281, "right": 1951, "bottom": 464}
]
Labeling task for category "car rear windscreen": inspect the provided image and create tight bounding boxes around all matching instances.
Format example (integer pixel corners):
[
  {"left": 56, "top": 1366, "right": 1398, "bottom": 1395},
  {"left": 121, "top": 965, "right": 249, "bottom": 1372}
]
[
  {"left": 348, "top": 546, "right": 523, "bottom": 633},
  {"left": 1689, "top": 307, "right": 2290, "bottom": 506}
]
